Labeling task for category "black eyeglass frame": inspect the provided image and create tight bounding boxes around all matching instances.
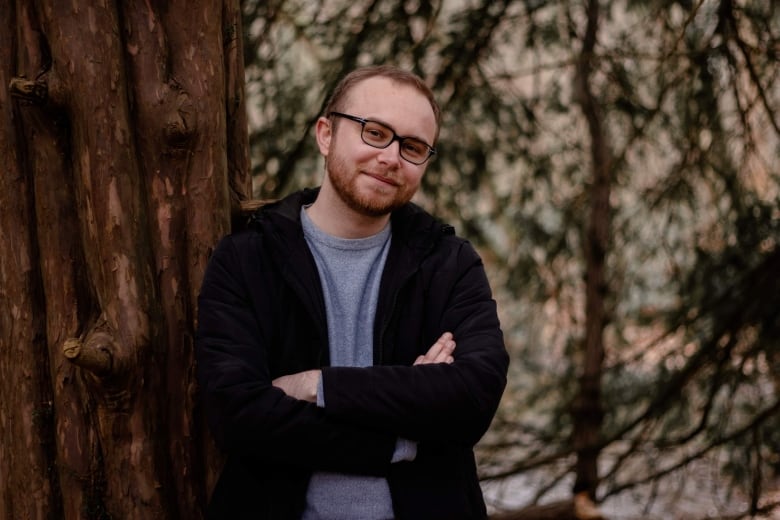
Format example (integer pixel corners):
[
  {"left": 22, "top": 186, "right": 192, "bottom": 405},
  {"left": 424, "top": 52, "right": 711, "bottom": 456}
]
[{"left": 328, "top": 111, "right": 437, "bottom": 165}]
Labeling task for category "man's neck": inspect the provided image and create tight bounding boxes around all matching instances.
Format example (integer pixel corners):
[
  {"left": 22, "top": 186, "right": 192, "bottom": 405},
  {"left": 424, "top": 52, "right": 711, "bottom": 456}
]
[{"left": 306, "top": 189, "right": 391, "bottom": 239}]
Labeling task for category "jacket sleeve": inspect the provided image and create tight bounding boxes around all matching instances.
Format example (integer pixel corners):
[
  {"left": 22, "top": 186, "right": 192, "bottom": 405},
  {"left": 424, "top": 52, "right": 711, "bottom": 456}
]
[
  {"left": 320, "top": 240, "right": 509, "bottom": 447},
  {"left": 196, "top": 234, "right": 396, "bottom": 475}
]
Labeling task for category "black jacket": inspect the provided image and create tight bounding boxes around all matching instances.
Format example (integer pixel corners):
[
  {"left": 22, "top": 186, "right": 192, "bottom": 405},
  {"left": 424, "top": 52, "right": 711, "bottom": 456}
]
[{"left": 196, "top": 188, "right": 509, "bottom": 519}]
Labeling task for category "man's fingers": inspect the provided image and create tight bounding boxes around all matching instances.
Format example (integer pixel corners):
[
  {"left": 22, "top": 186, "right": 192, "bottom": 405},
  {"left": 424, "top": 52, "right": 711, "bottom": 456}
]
[
  {"left": 432, "top": 333, "right": 455, "bottom": 361},
  {"left": 437, "top": 332, "right": 454, "bottom": 344},
  {"left": 414, "top": 332, "right": 456, "bottom": 365}
]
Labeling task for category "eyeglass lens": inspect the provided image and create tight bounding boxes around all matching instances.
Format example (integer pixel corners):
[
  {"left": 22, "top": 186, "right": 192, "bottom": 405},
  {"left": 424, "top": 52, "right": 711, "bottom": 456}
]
[{"left": 361, "top": 120, "right": 431, "bottom": 164}]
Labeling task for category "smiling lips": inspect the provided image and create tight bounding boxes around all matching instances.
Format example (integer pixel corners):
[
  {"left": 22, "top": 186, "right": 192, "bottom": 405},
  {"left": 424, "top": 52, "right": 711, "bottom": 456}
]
[{"left": 363, "top": 171, "right": 400, "bottom": 187}]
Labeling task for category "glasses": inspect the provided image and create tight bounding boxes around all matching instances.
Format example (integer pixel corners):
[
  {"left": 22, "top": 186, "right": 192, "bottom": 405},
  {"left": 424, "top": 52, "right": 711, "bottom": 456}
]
[{"left": 329, "top": 112, "right": 436, "bottom": 165}]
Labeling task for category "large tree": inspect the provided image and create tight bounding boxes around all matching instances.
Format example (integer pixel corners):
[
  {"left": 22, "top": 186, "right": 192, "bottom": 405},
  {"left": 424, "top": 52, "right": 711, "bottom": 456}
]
[{"left": 0, "top": 1, "right": 248, "bottom": 518}]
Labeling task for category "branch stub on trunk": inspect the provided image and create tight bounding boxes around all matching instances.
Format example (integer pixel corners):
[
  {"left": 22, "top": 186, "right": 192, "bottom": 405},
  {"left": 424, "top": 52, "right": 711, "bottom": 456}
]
[
  {"left": 9, "top": 76, "right": 48, "bottom": 105},
  {"left": 62, "top": 333, "right": 114, "bottom": 377}
]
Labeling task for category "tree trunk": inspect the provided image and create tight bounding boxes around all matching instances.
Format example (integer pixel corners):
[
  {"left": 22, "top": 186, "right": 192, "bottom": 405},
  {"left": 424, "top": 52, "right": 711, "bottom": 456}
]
[
  {"left": 571, "top": 0, "right": 611, "bottom": 502},
  {"left": 0, "top": 1, "right": 249, "bottom": 518}
]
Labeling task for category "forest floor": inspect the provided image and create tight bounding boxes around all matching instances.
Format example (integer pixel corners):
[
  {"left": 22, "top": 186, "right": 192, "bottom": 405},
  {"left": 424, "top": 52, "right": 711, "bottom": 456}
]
[{"left": 482, "top": 456, "right": 780, "bottom": 519}]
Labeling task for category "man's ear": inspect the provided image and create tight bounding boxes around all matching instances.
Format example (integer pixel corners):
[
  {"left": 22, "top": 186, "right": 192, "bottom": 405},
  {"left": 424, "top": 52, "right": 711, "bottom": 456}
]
[{"left": 315, "top": 116, "right": 332, "bottom": 156}]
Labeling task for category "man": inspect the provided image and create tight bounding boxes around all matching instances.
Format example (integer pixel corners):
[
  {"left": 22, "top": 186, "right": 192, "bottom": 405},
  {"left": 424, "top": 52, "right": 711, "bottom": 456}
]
[{"left": 196, "top": 65, "right": 509, "bottom": 519}]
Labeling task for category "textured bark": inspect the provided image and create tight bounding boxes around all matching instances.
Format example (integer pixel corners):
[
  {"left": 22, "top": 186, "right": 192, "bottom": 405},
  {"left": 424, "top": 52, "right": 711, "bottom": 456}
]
[{"left": 0, "top": 1, "right": 248, "bottom": 518}]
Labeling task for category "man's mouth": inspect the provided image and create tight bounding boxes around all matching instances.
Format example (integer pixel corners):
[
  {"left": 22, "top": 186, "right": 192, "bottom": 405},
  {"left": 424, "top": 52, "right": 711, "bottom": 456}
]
[{"left": 363, "top": 172, "right": 400, "bottom": 186}]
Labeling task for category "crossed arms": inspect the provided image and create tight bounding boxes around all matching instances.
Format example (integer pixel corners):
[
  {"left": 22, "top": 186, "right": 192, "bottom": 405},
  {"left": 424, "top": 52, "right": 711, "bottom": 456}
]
[
  {"left": 272, "top": 332, "right": 457, "bottom": 402},
  {"left": 196, "top": 233, "right": 508, "bottom": 475}
]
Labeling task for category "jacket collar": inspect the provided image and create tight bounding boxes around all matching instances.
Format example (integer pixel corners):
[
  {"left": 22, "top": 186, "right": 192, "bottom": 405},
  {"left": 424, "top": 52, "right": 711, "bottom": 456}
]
[{"left": 251, "top": 187, "right": 451, "bottom": 255}]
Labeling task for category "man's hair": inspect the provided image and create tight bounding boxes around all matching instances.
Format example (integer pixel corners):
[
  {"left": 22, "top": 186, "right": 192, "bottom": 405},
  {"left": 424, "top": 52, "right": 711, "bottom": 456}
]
[{"left": 323, "top": 65, "right": 441, "bottom": 142}]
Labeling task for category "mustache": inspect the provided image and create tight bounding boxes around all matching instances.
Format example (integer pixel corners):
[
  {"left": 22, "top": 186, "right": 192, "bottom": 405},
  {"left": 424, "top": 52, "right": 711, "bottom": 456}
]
[
  {"left": 325, "top": 158, "right": 401, "bottom": 184},
  {"left": 362, "top": 170, "right": 401, "bottom": 186}
]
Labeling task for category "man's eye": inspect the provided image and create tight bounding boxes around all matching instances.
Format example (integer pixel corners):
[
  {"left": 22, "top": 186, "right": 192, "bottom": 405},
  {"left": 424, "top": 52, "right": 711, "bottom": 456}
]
[
  {"left": 363, "top": 123, "right": 391, "bottom": 141},
  {"left": 403, "top": 140, "right": 426, "bottom": 156}
]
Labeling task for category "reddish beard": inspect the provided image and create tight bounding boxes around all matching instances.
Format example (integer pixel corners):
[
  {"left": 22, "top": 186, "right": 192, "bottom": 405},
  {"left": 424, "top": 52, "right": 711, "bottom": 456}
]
[{"left": 325, "top": 152, "right": 418, "bottom": 217}]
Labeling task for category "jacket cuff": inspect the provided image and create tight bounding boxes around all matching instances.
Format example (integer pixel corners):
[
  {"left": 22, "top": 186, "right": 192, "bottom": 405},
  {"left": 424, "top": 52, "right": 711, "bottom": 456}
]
[{"left": 316, "top": 373, "right": 325, "bottom": 407}]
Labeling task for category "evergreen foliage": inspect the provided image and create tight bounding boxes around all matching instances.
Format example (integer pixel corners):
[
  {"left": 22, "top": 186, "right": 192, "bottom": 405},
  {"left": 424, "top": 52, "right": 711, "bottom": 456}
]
[{"left": 242, "top": 0, "right": 779, "bottom": 515}]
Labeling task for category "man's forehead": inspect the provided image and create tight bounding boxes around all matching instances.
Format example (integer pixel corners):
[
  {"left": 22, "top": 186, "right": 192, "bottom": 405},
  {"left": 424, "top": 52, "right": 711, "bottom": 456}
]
[{"left": 344, "top": 77, "right": 437, "bottom": 139}]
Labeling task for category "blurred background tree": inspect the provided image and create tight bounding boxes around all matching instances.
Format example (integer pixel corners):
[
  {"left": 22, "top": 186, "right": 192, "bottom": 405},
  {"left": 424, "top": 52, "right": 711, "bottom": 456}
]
[{"left": 242, "top": 0, "right": 779, "bottom": 517}]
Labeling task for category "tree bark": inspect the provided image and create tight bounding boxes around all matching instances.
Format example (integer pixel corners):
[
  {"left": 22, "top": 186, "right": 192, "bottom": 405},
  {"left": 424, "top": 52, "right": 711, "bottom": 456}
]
[{"left": 0, "top": 1, "right": 248, "bottom": 518}]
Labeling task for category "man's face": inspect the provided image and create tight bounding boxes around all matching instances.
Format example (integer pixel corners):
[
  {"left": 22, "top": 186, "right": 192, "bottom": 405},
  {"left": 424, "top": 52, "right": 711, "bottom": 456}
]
[{"left": 318, "top": 77, "right": 438, "bottom": 217}]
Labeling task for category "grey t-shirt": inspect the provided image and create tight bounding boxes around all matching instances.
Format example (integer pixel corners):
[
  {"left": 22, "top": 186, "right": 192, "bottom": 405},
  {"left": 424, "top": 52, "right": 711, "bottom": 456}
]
[{"left": 301, "top": 208, "right": 394, "bottom": 520}]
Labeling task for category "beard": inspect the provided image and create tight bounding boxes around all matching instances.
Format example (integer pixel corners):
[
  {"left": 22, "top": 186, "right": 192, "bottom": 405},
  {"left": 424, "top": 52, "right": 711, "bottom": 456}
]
[{"left": 325, "top": 151, "right": 418, "bottom": 217}]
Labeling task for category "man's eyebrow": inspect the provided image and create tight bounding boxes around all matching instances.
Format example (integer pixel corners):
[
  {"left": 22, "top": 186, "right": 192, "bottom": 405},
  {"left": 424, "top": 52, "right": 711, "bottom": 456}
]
[{"left": 367, "top": 115, "right": 433, "bottom": 145}]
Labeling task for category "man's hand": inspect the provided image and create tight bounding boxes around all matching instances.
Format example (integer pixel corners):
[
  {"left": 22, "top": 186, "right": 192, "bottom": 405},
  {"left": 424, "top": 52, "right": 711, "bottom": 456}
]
[
  {"left": 414, "top": 332, "right": 456, "bottom": 365},
  {"left": 272, "top": 369, "right": 320, "bottom": 402}
]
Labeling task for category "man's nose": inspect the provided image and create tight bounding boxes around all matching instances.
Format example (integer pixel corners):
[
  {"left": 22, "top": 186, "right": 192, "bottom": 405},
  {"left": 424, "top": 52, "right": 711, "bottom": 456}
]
[{"left": 376, "top": 139, "right": 402, "bottom": 165}]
